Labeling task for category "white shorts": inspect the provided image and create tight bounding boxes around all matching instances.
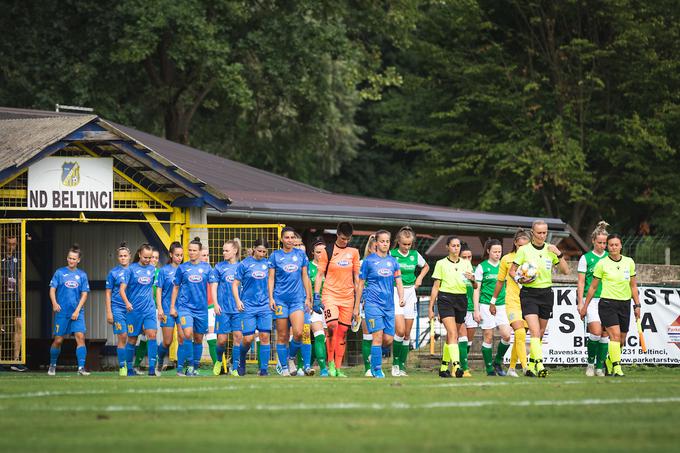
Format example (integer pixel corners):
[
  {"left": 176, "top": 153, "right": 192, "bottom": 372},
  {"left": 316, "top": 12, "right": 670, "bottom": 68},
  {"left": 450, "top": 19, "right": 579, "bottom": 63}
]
[
  {"left": 586, "top": 298, "right": 601, "bottom": 324},
  {"left": 360, "top": 304, "right": 365, "bottom": 319},
  {"left": 394, "top": 286, "right": 418, "bottom": 320},
  {"left": 480, "top": 304, "right": 509, "bottom": 330},
  {"left": 310, "top": 311, "right": 327, "bottom": 328},
  {"left": 464, "top": 311, "right": 478, "bottom": 328}
]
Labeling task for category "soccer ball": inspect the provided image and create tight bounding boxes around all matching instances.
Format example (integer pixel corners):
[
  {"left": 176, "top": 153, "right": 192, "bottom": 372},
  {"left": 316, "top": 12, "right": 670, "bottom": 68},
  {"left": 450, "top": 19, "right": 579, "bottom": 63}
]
[{"left": 516, "top": 262, "right": 537, "bottom": 283}]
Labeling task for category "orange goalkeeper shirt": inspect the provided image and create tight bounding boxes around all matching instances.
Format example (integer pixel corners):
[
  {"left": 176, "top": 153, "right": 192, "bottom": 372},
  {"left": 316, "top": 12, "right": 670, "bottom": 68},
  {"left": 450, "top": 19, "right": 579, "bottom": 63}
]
[{"left": 317, "top": 245, "right": 360, "bottom": 307}]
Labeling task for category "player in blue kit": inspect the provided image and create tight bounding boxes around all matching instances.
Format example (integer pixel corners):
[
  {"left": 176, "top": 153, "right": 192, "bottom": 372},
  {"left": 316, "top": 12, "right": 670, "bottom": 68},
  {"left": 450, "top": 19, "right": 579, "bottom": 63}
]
[
  {"left": 105, "top": 242, "right": 132, "bottom": 376},
  {"left": 233, "top": 238, "right": 272, "bottom": 376},
  {"left": 119, "top": 243, "right": 159, "bottom": 376},
  {"left": 210, "top": 239, "right": 243, "bottom": 376},
  {"left": 171, "top": 237, "right": 215, "bottom": 376},
  {"left": 155, "top": 241, "right": 184, "bottom": 373},
  {"left": 47, "top": 244, "right": 91, "bottom": 376},
  {"left": 268, "top": 227, "right": 313, "bottom": 376},
  {"left": 354, "top": 230, "right": 404, "bottom": 378}
]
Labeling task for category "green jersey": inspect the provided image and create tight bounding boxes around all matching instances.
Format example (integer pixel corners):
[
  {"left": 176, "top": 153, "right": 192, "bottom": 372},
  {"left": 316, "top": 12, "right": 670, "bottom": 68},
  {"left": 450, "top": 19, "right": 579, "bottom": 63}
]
[
  {"left": 466, "top": 280, "right": 474, "bottom": 311},
  {"left": 309, "top": 261, "right": 323, "bottom": 294},
  {"left": 390, "top": 249, "right": 426, "bottom": 287},
  {"left": 513, "top": 243, "right": 559, "bottom": 289},
  {"left": 474, "top": 260, "right": 505, "bottom": 305},
  {"left": 578, "top": 250, "right": 607, "bottom": 298},
  {"left": 593, "top": 255, "right": 636, "bottom": 301},
  {"left": 432, "top": 257, "right": 473, "bottom": 294}
]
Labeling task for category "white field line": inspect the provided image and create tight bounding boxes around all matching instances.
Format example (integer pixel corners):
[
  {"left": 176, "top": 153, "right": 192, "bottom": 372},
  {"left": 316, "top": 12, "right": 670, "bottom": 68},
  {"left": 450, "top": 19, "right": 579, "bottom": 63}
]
[{"left": 2, "top": 396, "right": 680, "bottom": 412}]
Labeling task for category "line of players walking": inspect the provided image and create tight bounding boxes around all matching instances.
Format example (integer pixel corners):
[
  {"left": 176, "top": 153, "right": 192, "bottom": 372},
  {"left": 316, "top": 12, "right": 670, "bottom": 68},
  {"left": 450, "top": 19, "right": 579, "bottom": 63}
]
[{"left": 46, "top": 219, "right": 640, "bottom": 378}]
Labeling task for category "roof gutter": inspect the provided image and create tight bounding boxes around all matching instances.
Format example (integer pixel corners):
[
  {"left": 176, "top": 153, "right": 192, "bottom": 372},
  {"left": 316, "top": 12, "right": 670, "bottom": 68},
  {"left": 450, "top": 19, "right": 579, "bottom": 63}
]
[{"left": 207, "top": 208, "right": 571, "bottom": 237}]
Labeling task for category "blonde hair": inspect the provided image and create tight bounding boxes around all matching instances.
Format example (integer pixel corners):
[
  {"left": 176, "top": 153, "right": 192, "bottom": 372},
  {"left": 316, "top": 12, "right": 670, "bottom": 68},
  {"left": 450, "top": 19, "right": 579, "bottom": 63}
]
[
  {"left": 591, "top": 220, "right": 610, "bottom": 241},
  {"left": 395, "top": 226, "right": 415, "bottom": 243},
  {"left": 363, "top": 234, "right": 377, "bottom": 258}
]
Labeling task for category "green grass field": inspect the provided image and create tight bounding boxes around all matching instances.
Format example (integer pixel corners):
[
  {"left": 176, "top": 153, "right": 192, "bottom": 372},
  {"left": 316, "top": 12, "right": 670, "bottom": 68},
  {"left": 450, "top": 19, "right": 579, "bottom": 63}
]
[{"left": 1, "top": 366, "right": 678, "bottom": 452}]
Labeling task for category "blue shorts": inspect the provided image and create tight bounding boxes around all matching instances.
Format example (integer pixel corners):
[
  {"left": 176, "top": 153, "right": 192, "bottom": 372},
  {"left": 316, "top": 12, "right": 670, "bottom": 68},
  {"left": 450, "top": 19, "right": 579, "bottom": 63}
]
[
  {"left": 273, "top": 299, "right": 305, "bottom": 320},
  {"left": 127, "top": 309, "right": 157, "bottom": 337},
  {"left": 112, "top": 307, "right": 127, "bottom": 335},
  {"left": 215, "top": 312, "right": 242, "bottom": 334},
  {"left": 178, "top": 310, "right": 208, "bottom": 334},
  {"left": 364, "top": 305, "right": 395, "bottom": 336},
  {"left": 54, "top": 312, "right": 86, "bottom": 337},
  {"left": 160, "top": 312, "right": 177, "bottom": 328},
  {"left": 304, "top": 309, "right": 311, "bottom": 324},
  {"left": 242, "top": 311, "right": 273, "bottom": 336}
]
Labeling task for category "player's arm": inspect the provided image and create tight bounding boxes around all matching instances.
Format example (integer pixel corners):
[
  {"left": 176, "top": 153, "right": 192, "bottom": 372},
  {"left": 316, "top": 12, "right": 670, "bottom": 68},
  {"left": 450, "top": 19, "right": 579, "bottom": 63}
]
[
  {"left": 428, "top": 279, "right": 440, "bottom": 321},
  {"left": 267, "top": 268, "right": 276, "bottom": 311},
  {"left": 210, "top": 282, "right": 221, "bottom": 316},
  {"left": 354, "top": 278, "right": 365, "bottom": 320},
  {"left": 232, "top": 278, "right": 244, "bottom": 311},
  {"left": 105, "top": 288, "right": 113, "bottom": 324},
  {"left": 395, "top": 272, "right": 405, "bottom": 307},
  {"left": 119, "top": 282, "right": 133, "bottom": 312},
  {"left": 414, "top": 258, "right": 430, "bottom": 290},
  {"left": 49, "top": 286, "right": 60, "bottom": 312},
  {"left": 630, "top": 275, "right": 640, "bottom": 320},
  {"left": 576, "top": 272, "right": 586, "bottom": 312},
  {"left": 170, "top": 284, "right": 179, "bottom": 317},
  {"left": 72, "top": 288, "right": 88, "bottom": 321},
  {"left": 301, "top": 266, "right": 312, "bottom": 311},
  {"left": 156, "top": 286, "right": 165, "bottom": 318},
  {"left": 548, "top": 244, "right": 569, "bottom": 274},
  {"left": 580, "top": 277, "right": 600, "bottom": 319}
]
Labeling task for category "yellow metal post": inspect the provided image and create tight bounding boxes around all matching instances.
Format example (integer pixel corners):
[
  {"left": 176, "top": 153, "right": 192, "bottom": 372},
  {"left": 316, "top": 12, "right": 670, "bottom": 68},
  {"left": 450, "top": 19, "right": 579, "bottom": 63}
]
[{"left": 20, "top": 220, "right": 26, "bottom": 364}]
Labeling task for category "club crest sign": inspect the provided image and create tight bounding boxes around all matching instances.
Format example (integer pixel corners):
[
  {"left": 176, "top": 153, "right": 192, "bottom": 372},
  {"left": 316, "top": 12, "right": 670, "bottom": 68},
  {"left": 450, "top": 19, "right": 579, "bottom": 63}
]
[{"left": 28, "top": 157, "right": 113, "bottom": 211}]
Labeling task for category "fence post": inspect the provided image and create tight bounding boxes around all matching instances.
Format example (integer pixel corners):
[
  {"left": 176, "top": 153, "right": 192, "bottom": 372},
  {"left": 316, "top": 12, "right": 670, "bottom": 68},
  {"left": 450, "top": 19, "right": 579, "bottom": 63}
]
[{"left": 665, "top": 247, "right": 671, "bottom": 265}]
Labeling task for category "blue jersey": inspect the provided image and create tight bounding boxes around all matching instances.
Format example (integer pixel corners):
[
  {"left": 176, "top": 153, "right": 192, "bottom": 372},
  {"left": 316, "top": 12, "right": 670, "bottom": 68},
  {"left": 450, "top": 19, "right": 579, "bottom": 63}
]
[
  {"left": 268, "top": 248, "right": 309, "bottom": 303},
  {"left": 49, "top": 267, "right": 90, "bottom": 314},
  {"left": 154, "top": 264, "right": 178, "bottom": 314},
  {"left": 235, "top": 256, "right": 269, "bottom": 311},
  {"left": 211, "top": 261, "right": 240, "bottom": 314},
  {"left": 105, "top": 265, "right": 128, "bottom": 311},
  {"left": 122, "top": 262, "right": 156, "bottom": 312},
  {"left": 174, "top": 261, "right": 215, "bottom": 312},
  {"left": 359, "top": 253, "right": 401, "bottom": 309}
]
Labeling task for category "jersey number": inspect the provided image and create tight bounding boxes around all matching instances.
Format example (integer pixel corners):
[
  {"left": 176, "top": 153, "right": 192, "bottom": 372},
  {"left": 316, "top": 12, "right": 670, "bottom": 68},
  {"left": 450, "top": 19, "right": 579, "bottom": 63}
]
[
  {"left": 275, "top": 305, "right": 283, "bottom": 316},
  {"left": 368, "top": 319, "right": 375, "bottom": 329},
  {"left": 128, "top": 324, "right": 134, "bottom": 334},
  {"left": 324, "top": 309, "right": 332, "bottom": 319}
]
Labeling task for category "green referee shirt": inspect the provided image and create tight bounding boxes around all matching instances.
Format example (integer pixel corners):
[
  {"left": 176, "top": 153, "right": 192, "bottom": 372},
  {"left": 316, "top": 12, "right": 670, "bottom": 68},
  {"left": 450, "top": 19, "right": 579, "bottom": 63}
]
[
  {"left": 432, "top": 256, "right": 473, "bottom": 294},
  {"left": 593, "top": 255, "right": 636, "bottom": 301},
  {"left": 513, "top": 243, "right": 559, "bottom": 289}
]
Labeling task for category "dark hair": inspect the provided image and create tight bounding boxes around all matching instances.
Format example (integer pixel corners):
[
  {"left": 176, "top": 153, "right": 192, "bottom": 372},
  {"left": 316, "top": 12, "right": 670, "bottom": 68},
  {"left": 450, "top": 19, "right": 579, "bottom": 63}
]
[
  {"left": 133, "top": 243, "right": 153, "bottom": 263},
  {"left": 607, "top": 233, "right": 622, "bottom": 243},
  {"left": 167, "top": 241, "right": 183, "bottom": 264},
  {"left": 446, "top": 236, "right": 461, "bottom": 247},
  {"left": 151, "top": 246, "right": 159, "bottom": 254},
  {"left": 460, "top": 241, "right": 470, "bottom": 253},
  {"left": 117, "top": 241, "right": 130, "bottom": 254},
  {"left": 189, "top": 236, "right": 202, "bottom": 250},
  {"left": 68, "top": 243, "right": 81, "bottom": 258},
  {"left": 512, "top": 228, "right": 532, "bottom": 253},
  {"left": 281, "top": 226, "right": 296, "bottom": 237},
  {"left": 253, "top": 237, "right": 270, "bottom": 249},
  {"left": 337, "top": 222, "right": 354, "bottom": 237},
  {"left": 312, "top": 237, "right": 325, "bottom": 248},
  {"left": 483, "top": 239, "right": 502, "bottom": 259}
]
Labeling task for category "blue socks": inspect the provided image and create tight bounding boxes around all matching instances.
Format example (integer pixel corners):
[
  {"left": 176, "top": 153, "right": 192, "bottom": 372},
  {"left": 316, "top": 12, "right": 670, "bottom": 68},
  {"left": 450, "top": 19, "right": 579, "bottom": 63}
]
[
  {"left": 116, "top": 347, "right": 126, "bottom": 368},
  {"left": 193, "top": 341, "right": 202, "bottom": 368},
  {"left": 125, "top": 343, "right": 136, "bottom": 370},
  {"left": 276, "top": 344, "right": 289, "bottom": 369},
  {"left": 216, "top": 344, "right": 226, "bottom": 363},
  {"left": 75, "top": 346, "right": 87, "bottom": 369},
  {"left": 232, "top": 344, "right": 241, "bottom": 371},
  {"left": 289, "top": 340, "right": 301, "bottom": 363},
  {"left": 371, "top": 345, "right": 382, "bottom": 373},
  {"left": 157, "top": 344, "right": 168, "bottom": 364},
  {"left": 49, "top": 347, "right": 61, "bottom": 366},
  {"left": 147, "top": 340, "right": 158, "bottom": 371},
  {"left": 259, "top": 343, "right": 270, "bottom": 372},
  {"left": 177, "top": 341, "right": 185, "bottom": 372},
  {"left": 301, "top": 343, "right": 312, "bottom": 369},
  {"left": 185, "top": 340, "right": 194, "bottom": 368},
  {"left": 240, "top": 343, "right": 249, "bottom": 367}
]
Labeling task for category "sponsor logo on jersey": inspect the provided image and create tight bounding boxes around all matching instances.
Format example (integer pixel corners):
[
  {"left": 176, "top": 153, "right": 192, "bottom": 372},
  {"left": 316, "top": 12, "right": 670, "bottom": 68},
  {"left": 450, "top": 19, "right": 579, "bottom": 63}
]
[
  {"left": 137, "top": 276, "right": 152, "bottom": 284},
  {"left": 64, "top": 280, "right": 79, "bottom": 289},
  {"left": 337, "top": 260, "right": 350, "bottom": 267},
  {"left": 378, "top": 268, "right": 392, "bottom": 277},
  {"left": 225, "top": 275, "right": 234, "bottom": 282},
  {"left": 283, "top": 264, "right": 299, "bottom": 273},
  {"left": 252, "top": 270, "right": 266, "bottom": 279},
  {"left": 188, "top": 274, "right": 203, "bottom": 283}
]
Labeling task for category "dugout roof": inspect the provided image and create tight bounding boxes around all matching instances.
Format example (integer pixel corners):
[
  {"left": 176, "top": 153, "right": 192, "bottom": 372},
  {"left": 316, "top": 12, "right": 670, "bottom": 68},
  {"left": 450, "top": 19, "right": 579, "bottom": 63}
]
[{"left": 0, "top": 106, "right": 570, "bottom": 236}]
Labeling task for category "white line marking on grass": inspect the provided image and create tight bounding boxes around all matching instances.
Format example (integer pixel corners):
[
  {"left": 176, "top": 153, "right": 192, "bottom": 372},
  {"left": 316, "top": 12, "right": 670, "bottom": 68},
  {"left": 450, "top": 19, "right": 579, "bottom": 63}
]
[
  {"left": 0, "top": 386, "right": 237, "bottom": 399},
  {"left": 5, "top": 396, "right": 680, "bottom": 412}
]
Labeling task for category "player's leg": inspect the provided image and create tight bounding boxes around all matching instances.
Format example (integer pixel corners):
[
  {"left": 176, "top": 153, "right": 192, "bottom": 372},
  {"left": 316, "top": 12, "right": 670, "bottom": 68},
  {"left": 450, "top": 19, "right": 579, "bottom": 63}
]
[
  {"left": 508, "top": 319, "right": 526, "bottom": 376},
  {"left": 288, "top": 306, "right": 305, "bottom": 374},
  {"left": 112, "top": 309, "right": 128, "bottom": 375},
  {"left": 324, "top": 303, "right": 339, "bottom": 376},
  {"left": 480, "top": 305, "right": 496, "bottom": 376},
  {"left": 73, "top": 329, "right": 89, "bottom": 375},
  {"left": 400, "top": 316, "right": 414, "bottom": 375},
  {"left": 275, "top": 314, "right": 291, "bottom": 376},
  {"left": 144, "top": 322, "right": 159, "bottom": 376},
  {"left": 440, "top": 316, "right": 461, "bottom": 378},
  {"left": 48, "top": 316, "right": 68, "bottom": 375},
  {"left": 361, "top": 315, "right": 372, "bottom": 376},
  {"left": 493, "top": 307, "right": 511, "bottom": 376},
  {"left": 393, "top": 312, "right": 406, "bottom": 376},
  {"left": 331, "top": 306, "right": 352, "bottom": 377},
  {"left": 524, "top": 314, "right": 541, "bottom": 377},
  {"left": 457, "top": 323, "right": 470, "bottom": 376},
  {"left": 256, "top": 312, "right": 273, "bottom": 376}
]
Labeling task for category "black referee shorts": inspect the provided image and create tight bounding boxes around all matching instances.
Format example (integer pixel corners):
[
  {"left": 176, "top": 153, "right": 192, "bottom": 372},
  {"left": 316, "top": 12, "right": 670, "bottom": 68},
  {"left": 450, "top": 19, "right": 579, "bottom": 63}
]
[
  {"left": 598, "top": 298, "right": 631, "bottom": 333},
  {"left": 520, "top": 287, "right": 554, "bottom": 320},
  {"left": 437, "top": 292, "right": 467, "bottom": 324}
]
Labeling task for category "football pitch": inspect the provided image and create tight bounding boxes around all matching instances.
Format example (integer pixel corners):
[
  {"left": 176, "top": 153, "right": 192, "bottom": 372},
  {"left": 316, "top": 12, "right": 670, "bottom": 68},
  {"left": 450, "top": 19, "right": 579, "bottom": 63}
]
[{"left": 1, "top": 366, "right": 678, "bottom": 452}]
